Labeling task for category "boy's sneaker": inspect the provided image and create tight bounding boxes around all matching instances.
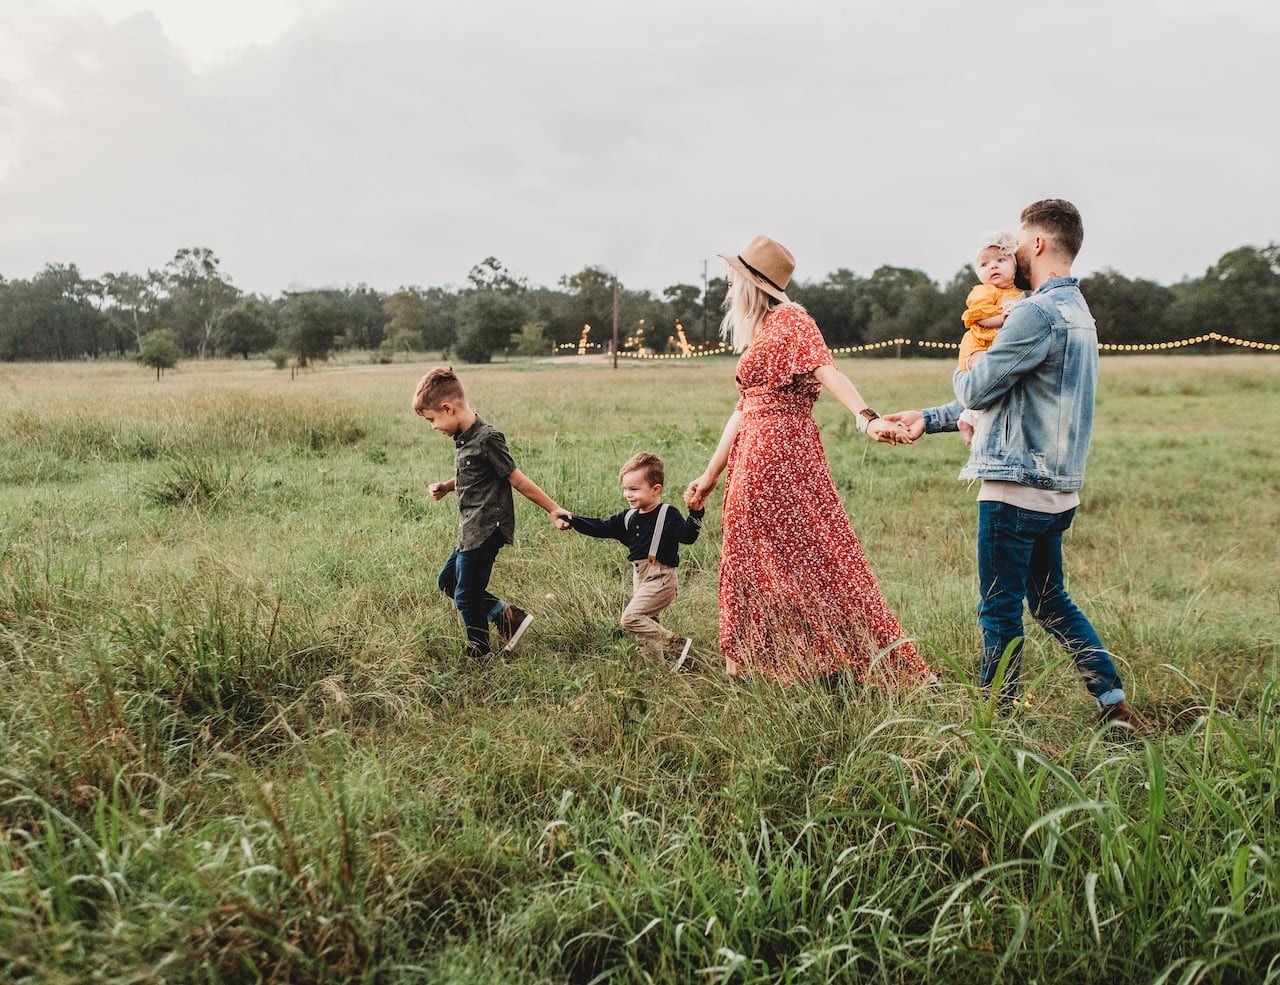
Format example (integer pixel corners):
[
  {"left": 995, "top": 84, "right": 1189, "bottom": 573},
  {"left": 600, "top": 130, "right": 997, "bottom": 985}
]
[
  {"left": 466, "top": 643, "right": 495, "bottom": 667},
  {"left": 495, "top": 604, "right": 534, "bottom": 653},
  {"left": 667, "top": 636, "right": 694, "bottom": 672}
]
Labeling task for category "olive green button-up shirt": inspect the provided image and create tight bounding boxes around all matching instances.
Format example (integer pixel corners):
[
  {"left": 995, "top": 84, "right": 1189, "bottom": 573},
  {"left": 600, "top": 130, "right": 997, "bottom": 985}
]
[{"left": 453, "top": 416, "right": 517, "bottom": 551}]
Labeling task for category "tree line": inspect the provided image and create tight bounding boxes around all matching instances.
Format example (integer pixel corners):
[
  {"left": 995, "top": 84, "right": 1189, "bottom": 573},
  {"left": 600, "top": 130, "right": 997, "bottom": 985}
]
[{"left": 2, "top": 243, "right": 1278, "bottom": 366}]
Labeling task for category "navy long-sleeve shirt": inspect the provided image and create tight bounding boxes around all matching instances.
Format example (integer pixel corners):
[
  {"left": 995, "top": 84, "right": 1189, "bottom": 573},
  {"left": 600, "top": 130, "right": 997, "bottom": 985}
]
[{"left": 568, "top": 504, "right": 704, "bottom": 567}]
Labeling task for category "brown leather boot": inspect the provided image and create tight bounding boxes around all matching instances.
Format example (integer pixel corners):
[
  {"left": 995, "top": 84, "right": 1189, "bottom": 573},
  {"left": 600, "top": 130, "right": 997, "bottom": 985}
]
[{"left": 1098, "top": 700, "right": 1152, "bottom": 737}]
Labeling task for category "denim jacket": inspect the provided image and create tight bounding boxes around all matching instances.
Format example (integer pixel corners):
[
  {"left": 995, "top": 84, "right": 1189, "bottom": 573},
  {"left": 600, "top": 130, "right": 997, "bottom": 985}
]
[{"left": 922, "top": 277, "right": 1097, "bottom": 491}]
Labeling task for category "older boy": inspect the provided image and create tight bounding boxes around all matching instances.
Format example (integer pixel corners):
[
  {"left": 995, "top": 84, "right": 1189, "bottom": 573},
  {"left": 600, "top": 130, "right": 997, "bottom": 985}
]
[
  {"left": 557, "top": 452, "right": 703, "bottom": 670},
  {"left": 413, "top": 367, "right": 567, "bottom": 665}
]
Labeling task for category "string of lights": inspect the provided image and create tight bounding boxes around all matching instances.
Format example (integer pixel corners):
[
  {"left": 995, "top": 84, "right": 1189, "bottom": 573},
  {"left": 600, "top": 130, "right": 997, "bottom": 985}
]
[
  {"left": 553, "top": 330, "right": 1280, "bottom": 359},
  {"left": 1097, "top": 331, "right": 1280, "bottom": 352}
]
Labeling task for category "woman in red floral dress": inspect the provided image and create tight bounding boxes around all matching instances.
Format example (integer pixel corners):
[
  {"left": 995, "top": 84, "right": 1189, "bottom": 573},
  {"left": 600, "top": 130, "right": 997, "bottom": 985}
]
[{"left": 685, "top": 236, "right": 934, "bottom": 687}]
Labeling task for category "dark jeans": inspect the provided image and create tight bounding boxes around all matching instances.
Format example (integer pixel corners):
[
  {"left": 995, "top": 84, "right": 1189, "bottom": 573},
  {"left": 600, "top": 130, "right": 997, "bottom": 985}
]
[
  {"left": 977, "top": 501, "right": 1125, "bottom": 709},
  {"left": 438, "top": 530, "right": 507, "bottom": 657}
]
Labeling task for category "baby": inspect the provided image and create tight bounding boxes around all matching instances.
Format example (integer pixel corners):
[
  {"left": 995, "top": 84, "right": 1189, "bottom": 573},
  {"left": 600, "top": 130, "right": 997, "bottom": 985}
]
[{"left": 957, "top": 231, "right": 1023, "bottom": 443}]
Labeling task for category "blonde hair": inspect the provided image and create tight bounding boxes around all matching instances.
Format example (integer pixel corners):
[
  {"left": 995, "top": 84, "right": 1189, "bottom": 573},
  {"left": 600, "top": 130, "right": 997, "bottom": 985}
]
[
  {"left": 412, "top": 366, "right": 466, "bottom": 415},
  {"left": 975, "top": 230, "right": 1018, "bottom": 262},
  {"left": 720, "top": 276, "right": 791, "bottom": 352}
]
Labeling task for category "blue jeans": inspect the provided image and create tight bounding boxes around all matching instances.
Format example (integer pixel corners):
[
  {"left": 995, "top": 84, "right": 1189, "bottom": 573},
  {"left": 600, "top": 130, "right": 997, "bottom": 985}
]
[
  {"left": 977, "top": 501, "right": 1124, "bottom": 709},
  {"left": 438, "top": 530, "right": 508, "bottom": 657}
]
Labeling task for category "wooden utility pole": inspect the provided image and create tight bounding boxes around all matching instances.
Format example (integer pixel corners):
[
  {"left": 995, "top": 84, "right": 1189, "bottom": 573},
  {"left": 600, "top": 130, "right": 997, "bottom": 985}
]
[{"left": 612, "top": 274, "right": 620, "bottom": 370}]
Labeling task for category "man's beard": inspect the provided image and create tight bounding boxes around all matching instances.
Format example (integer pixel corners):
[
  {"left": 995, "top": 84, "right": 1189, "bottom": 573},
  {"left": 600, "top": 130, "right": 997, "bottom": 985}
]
[{"left": 1014, "top": 260, "right": 1032, "bottom": 291}]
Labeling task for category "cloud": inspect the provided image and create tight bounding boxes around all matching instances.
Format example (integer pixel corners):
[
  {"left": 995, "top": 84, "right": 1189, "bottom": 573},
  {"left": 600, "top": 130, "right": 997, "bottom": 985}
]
[{"left": 1, "top": 0, "right": 1277, "bottom": 295}]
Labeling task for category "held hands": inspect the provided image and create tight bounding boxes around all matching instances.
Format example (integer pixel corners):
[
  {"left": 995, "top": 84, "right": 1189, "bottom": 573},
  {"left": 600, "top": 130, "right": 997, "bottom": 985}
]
[
  {"left": 881, "top": 410, "right": 925, "bottom": 442},
  {"left": 867, "top": 417, "right": 913, "bottom": 445},
  {"left": 684, "top": 474, "right": 716, "bottom": 511},
  {"left": 551, "top": 508, "right": 573, "bottom": 531}
]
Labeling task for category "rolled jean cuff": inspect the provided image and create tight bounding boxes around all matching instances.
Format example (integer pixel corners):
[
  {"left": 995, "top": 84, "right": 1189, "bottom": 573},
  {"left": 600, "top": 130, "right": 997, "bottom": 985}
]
[
  {"left": 1095, "top": 688, "right": 1126, "bottom": 711},
  {"left": 486, "top": 600, "right": 507, "bottom": 623}
]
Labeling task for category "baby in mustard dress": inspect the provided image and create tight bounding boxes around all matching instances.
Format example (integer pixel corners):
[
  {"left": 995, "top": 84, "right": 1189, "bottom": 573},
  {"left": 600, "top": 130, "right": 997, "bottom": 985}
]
[{"left": 958, "top": 231, "right": 1023, "bottom": 442}]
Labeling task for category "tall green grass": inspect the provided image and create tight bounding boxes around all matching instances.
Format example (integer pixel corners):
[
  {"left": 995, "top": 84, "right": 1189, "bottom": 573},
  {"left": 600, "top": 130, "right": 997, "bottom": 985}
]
[{"left": 0, "top": 354, "right": 1277, "bottom": 983}]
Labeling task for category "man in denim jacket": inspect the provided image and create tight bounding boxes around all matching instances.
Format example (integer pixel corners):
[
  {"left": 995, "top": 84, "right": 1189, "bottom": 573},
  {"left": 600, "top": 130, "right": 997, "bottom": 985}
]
[{"left": 888, "top": 200, "right": 1147, "bottom": 732}]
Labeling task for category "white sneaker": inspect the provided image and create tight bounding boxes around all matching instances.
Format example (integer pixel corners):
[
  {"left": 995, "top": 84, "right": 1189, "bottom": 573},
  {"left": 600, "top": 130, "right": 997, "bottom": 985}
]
[{"left": 497, "top": 604, "right": 534, "bottom": 653}]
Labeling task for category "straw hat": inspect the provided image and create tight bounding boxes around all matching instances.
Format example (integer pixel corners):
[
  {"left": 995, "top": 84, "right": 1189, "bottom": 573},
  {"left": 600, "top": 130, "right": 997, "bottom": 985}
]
[{"left": 720, "top": 235, "right": 794, "bottom": 303}]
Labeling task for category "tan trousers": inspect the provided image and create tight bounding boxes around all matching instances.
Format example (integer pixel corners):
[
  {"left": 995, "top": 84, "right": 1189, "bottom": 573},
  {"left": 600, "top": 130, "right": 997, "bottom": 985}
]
[{"left": 620, "top": 559, "right": 678, "bottom": 661}]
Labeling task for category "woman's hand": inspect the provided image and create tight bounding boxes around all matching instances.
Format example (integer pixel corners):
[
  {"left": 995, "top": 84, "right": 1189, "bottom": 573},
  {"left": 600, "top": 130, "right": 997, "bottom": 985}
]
[
  {"left": 684, "top": 474, "right": 717, "bottom": 510},
  {"left": 868, "top": 417, "right": 913, "bottom": 445}
]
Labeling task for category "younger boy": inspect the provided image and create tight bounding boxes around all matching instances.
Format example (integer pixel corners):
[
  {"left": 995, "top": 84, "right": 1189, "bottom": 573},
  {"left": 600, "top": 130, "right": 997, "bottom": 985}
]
[
  {"left": 413, "top": 367, "right": 567, "bottom": 665},
  {"left": 556, "top": 452, "right": 704, "bottom": 670},
  {"left": 957, "top": 231, "right": 1024, "bottom": 443}
]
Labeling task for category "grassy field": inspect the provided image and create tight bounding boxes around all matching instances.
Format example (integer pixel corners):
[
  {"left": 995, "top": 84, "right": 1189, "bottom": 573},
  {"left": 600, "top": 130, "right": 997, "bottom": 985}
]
[{"left": 1, "top": 353, "right": 1277, "bottom": 984}]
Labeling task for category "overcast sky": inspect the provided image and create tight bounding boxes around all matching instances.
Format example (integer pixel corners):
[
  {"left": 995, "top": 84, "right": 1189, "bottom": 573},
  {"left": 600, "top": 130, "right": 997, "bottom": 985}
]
[{"left": 2, "top": 0, "right": 1276, "bottom": 297}]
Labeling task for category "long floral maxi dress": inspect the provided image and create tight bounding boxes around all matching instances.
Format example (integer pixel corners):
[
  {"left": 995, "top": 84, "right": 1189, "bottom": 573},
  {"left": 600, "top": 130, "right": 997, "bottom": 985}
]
[{"left": 718, "top": 304, "right": 933, "bottom": 686}]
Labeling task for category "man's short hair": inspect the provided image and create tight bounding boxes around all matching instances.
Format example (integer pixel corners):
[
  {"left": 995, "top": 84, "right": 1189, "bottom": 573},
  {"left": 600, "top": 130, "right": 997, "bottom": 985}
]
[
  {"left": 1021, "top": 199, "right": 1084, "bottom": 260},
  {"left": 412, "top": 366, "right": 466, "bottom": 415},
  {"left": 619, "top": 452, "right": 664, "bottom": 487}
]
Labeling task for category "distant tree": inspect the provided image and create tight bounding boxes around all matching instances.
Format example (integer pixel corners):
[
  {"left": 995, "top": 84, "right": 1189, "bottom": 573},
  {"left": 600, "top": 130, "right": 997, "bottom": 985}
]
[
  {"left": 420, "top": 287, "right": 460, "bottom": 353},
  {"left": 214, "top": 298, "right": 277, "bottom": 358},
  {"left": 524, "top": 287, "right": 572, "bottom": 350},
  {"left": 59, "top": 265, "right": 111, "bottom": 358},
  {"left": 101, "top": 270, "right": 162, "bottom": 351},
  {"left": 511, "top": 320, "right": 547, "bottom": 358},
  {"left": 0, "top": 279, "right": 41, "bottom": 360},
  {"left": 279, "top": 290, "right": 348, "bottom": 367},
  {"left": 343, "top": 285, "right": 390, "bottom": 349},
  {"left": 378, "top": 325, "right": 420, "bottom": 362},
  {"left": 862, "top": 266, "right": 939, "bottom": 347},
  {"left": 138, "top": 329, "right": 181, "bottom": 379},
  {"left": 703, "top": 276, "right": 730, "bottom": 343},
  {"left": 468, "top": 256, "right": 527, "bottom": 294},
  {"left": 790, "top": 269, "right": 866, "bottom": 348},
  {"left": 891, "top": 277, "right": 951, "bottom": 352},
  {"left": 454, "top": 291, "right": 527, "bottom": 363},
  {"left": 927, "top": 267, "right": 978, "bottom": 350},
  {"left": 1080, "top": 269, "right": 1175, "bottom": 346},
  {"left": 1177, "top": 244, "right": 1280, "bottom": 341},
  {"left": 162, "top": 247, "right": 239, "bottom": 357},
  {"left": 623, "top": 289, "right": 670, "bottom": 352},
  {"left": 663, "top": 283, "right": 705, "bottom": 344},
  {"left": 452, "top": 259, "right": 529, "bottom": 362},
  {"left": 383, "top": 289, "right": 430, "bottom": 351},
  {"left": 557, "top": 266, "right": 616, "bottom": 348},
  {"left": 0, "top": 264, "right": 109, "bottom": 360}
]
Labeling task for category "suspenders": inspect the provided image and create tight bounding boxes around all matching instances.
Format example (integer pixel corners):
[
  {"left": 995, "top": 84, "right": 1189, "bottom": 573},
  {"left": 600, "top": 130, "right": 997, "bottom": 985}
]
[{"left": 625, "top": 504, "right": 670, "bottom": 563}]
